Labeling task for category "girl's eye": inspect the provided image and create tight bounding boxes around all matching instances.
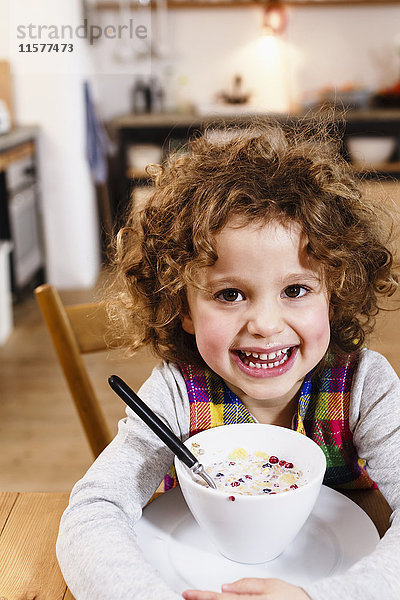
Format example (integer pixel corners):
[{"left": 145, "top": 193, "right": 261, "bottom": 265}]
[
  {"left": 283, "top": 285, "right": 309, "bottom": 299},
  {"left": 216, "top": 288, "right": 245, "bottom": 302}
]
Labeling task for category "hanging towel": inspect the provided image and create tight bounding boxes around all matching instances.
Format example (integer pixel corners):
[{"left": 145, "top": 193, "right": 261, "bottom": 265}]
[{"left": 84, "top": 81, "right": 114, "bottom": 184}]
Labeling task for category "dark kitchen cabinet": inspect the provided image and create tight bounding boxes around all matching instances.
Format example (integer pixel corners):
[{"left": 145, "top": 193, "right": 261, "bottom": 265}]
[
  {"left": 0, "top": 127, "right": 45, "bottom": 298},
  {"left": 108, "top": 109, "right": 400, "bottom": 225}
]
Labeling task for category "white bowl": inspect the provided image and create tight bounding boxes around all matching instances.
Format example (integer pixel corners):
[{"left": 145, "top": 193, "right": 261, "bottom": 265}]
[
  {"left": 175, "top": 424, "right": 326, "bottom": 564},
  {"left": 346, "top": 136, "right": 396, "bottom": 166}
]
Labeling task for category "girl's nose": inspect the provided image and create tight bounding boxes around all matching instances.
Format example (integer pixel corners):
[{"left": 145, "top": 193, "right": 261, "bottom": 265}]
[{"left": 246, "top": 302, "right": 285, "bottom": 338}]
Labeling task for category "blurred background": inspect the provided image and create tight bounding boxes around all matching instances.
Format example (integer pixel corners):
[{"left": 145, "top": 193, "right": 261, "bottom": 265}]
[{"left": 1, "top": 0, "right": 400, "bottom": 493}]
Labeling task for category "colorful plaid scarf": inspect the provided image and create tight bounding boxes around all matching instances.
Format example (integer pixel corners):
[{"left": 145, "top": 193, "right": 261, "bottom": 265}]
[{"left": 161, "top": 352, "right": 375, "bottom": 492}]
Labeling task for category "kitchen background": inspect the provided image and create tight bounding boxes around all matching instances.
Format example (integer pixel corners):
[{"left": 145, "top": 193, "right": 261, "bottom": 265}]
[
  {"left": 1, "top": 0, "right": 400, "bottom": 290},
  {"left": 1, "top": 0, "right": 400, "bottom": 491}
]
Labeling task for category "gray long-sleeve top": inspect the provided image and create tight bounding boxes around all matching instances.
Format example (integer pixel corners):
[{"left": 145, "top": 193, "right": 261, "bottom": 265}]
[{"left": 56, "top": 349, "right": 400, "bottom": 600}]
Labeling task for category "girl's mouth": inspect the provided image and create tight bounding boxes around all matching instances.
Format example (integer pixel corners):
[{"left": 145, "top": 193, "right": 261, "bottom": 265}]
[
  {"left": 239, "top": 348, "right": 292, "bottom": 368},
  {"left": 232, "top": 347, "right": 297, "bottom": 377}
]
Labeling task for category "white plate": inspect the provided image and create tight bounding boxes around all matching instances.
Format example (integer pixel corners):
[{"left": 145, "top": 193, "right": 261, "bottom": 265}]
[{"left": 135, "top": 486, "right": 379, "bottom": 593}]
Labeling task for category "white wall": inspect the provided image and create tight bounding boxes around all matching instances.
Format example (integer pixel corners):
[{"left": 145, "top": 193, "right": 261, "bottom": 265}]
[
  {"left": 288, "top": 5, "right": 400, "bottom": 104},
  {"left": 2, "top": 0, "right": 101, "bottom": 289},
  {"left": 92, "top": 4, "right": 400, "bottom": 120},
  {"left": 92, "top": 6, "right": 292, "bottom": 118}
]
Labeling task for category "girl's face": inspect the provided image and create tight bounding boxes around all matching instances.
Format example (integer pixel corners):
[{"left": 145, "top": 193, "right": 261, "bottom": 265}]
[{"left": 182, "top": 219, "right": 331, "bottom": 419}]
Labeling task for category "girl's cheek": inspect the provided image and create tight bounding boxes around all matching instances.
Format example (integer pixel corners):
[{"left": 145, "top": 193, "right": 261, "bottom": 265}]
[
  {"left": 306, "top": 306, "right": 331, "bottom": 345},
  {"left": 196, "top": 318, "right": 228, "bottom": 353},
  {"left": 296, "top": 297, "right": 328, "bottom": 328}
]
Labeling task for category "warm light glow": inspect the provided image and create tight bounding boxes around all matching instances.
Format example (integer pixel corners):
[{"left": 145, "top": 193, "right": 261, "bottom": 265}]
[
  {"left": 255, "top": 34, "right": 280, "bottom": 57},
  {"left": 262, "top": 1, "right": 287, "bottom": 36},
  {"left": 229, "top": 34, "right": 293, "bottom": 113}
]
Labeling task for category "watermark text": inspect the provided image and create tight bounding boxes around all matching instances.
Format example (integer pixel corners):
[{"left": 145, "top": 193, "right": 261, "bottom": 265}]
[{"left": 16, "top": 19, "right": 148, "bottom": 45}]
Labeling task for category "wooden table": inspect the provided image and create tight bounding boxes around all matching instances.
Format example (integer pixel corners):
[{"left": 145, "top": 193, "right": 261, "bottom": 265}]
[
  {"left": 0, "top": 488, "right": 393, "bottom": 600},
  {"left": 0, "top": 492, "right": 72, "bottom": 600}
]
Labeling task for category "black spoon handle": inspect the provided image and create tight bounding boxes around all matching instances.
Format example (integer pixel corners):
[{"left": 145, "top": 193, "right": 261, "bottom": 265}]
[{"left": 108, "top": 375, "right": 197, "bottom": 469}]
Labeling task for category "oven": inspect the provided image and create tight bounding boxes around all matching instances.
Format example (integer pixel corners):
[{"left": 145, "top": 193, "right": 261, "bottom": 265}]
[{"left": 0, "top": 150, "right": 45, "bottom": 294}]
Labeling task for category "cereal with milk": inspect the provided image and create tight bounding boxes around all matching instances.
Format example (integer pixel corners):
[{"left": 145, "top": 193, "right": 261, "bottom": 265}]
[{"left": 191, "top": 445, "right": 306, "bottom": 495}]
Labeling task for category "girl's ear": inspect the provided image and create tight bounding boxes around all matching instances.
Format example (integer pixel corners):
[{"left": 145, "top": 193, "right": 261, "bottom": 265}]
[{"left": 181, "top": 313, "right": 195, "bottom": 334}]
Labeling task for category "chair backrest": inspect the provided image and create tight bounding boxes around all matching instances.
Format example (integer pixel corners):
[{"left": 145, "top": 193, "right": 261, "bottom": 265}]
[{"left": 34, "top": 283, "right": 113, "bottom": 458}]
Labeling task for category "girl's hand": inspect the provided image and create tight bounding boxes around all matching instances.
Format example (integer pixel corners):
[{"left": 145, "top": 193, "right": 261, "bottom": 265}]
[{"left": 182, "top": 578, "right": 311, "bottom": 600}]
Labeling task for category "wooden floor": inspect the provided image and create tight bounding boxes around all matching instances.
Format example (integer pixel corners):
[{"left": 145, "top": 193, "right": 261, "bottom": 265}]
[{"left": 1, "top": 181, "right": 399, "bottom": 493}]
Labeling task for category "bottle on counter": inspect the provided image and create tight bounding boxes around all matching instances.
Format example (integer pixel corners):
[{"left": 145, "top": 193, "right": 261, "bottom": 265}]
[
  {"left": 132, "top": 76, "right": 165, "bottom": 113},
  {"left": 132, "top": 77, "right": 152, "bottom": 114}
]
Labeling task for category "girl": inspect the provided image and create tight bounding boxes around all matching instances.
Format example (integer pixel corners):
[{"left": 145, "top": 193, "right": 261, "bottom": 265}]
[{"left": 57, "top": 120, "right": 400, "bottom": 600}]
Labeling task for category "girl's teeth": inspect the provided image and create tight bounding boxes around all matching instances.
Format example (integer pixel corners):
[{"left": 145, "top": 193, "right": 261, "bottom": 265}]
[
  {"left": 241, "top": 349, "right": 291, "bottom": 369},
  {"left": 243, "top": 348, "right": 289, "bottom": 361}
]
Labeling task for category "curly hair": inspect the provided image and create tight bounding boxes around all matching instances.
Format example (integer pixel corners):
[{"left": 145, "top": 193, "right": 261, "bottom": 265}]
[{"left": 104, "top": 118, "right": 398, "bottom": 367}]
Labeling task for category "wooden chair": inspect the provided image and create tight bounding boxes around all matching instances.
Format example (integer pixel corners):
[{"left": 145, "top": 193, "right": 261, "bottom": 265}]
[{"left": 34, "top": 283, "right": 112, "bottom": 458}]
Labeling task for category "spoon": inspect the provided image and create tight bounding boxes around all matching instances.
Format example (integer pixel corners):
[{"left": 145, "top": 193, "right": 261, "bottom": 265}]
[{"left": 108, "top": 375, "right": 216, "bottom": 490}]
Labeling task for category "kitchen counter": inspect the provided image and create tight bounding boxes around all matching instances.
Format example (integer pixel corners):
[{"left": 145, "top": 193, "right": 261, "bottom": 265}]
[
  {"left": 111, "top": 111, "right": 290, "bottom": 129},
  {"left": 110, "top": 109, "right": 400, "bottom": 155},
  {"left": 0, "top": 125, "right": 40, "bottom": 154},
  {"left": 110, "top": 108, "right": 400, "bottom": 129}
]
